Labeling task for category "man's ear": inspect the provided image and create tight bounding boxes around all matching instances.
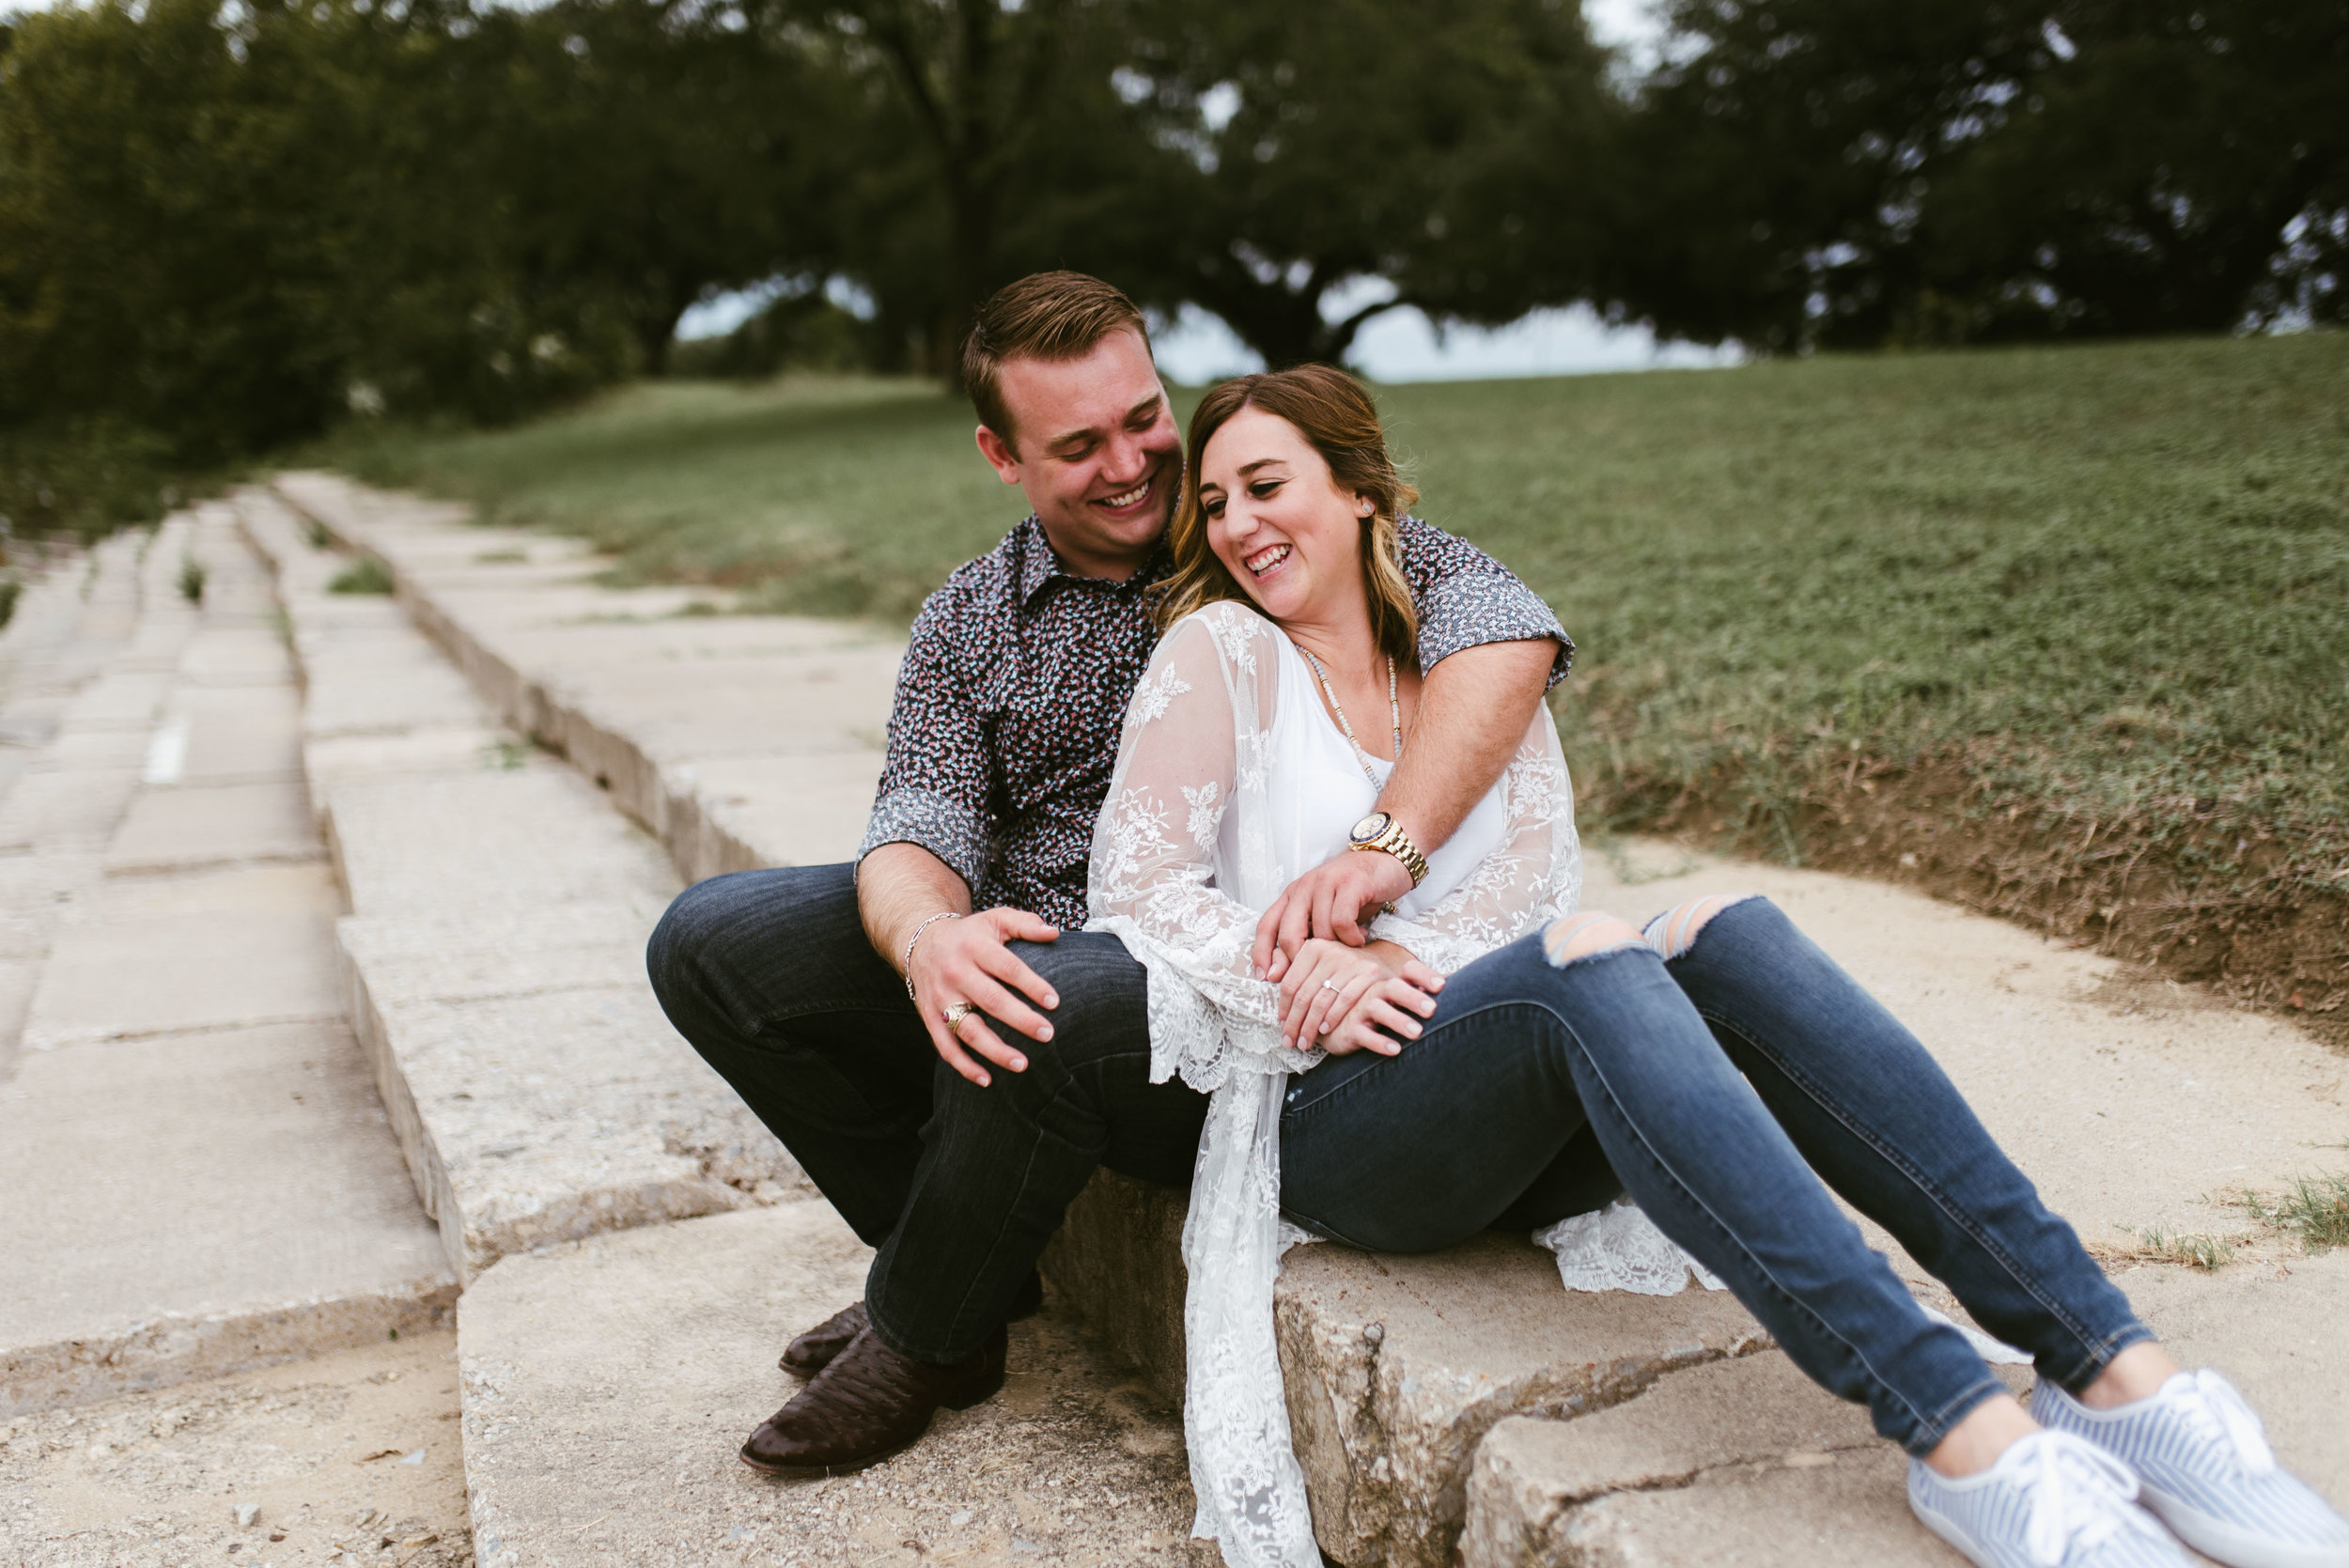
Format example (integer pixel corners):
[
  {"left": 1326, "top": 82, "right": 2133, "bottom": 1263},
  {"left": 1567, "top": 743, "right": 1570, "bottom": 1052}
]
[{"left": 974, "top": 425, "right": 1022, "bottom": 485}]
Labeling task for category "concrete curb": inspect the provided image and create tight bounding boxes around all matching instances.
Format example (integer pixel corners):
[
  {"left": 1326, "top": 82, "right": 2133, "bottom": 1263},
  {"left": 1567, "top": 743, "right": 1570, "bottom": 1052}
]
[{"left": 2, "top": 1280, "right": 459, "bottom": 1419}]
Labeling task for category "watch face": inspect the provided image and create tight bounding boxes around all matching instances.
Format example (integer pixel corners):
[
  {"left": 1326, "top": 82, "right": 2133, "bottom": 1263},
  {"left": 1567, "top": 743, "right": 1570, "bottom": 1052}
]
[{"left": 1350, "top": 812, "right": 1391, "bottom": 844}]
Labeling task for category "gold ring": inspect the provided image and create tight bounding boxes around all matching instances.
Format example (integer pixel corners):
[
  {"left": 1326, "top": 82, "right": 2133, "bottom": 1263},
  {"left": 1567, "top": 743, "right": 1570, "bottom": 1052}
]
[{"left": 941, "top": 1001, "right": 978, "bottom": 1031}]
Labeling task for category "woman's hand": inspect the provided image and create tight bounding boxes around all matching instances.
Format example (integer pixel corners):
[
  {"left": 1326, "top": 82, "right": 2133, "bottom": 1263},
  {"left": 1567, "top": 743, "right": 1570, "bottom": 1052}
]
[{"left": 1278, "top": 938, "right": 1442, "bottom": 1052}]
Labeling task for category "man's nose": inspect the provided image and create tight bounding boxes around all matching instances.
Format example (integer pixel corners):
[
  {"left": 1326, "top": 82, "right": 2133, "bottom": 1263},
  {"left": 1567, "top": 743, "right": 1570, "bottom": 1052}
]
[{"left": 1100, "top": 429, "right": 1150, "bottom": 486}]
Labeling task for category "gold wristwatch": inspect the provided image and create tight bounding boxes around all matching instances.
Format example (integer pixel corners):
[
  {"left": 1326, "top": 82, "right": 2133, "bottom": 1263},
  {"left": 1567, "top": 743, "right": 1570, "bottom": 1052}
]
[{"left": 1347, "top": 811, "right": 1429, "bottom": 886}]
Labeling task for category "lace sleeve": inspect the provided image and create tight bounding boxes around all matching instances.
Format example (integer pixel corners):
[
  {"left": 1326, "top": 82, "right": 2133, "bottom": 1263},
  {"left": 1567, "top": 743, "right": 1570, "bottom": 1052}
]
[
  {"left": 1371, "top": 705, "right": 1581, "bottom": 973},
  {"left": 1085, "top": 608, "right": 1285, "bottom": 1045}
]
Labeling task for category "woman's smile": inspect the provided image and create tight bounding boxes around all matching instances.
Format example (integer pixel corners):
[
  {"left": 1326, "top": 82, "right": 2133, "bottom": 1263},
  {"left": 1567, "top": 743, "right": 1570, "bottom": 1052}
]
[{"left": 1243, "top": 541, "right": 1292, "bottom": 577}]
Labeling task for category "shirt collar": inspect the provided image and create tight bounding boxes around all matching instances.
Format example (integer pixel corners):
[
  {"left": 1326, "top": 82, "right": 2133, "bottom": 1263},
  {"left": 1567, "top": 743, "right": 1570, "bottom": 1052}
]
[{"left": 1012, "top": 515, "right": 1172, "bottom": 605}]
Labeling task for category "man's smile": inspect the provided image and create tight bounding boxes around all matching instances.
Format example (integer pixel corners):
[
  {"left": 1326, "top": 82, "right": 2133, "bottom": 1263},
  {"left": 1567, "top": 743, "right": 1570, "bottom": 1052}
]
[{"left": 1091, "top": 474, "right": 1157, "bottom": 515}]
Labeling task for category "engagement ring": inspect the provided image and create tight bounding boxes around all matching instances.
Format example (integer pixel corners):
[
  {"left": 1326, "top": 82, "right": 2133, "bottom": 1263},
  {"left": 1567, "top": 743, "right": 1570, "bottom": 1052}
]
[{"left": 1322, "top": 979, "right": 1342, "bottom": 992}]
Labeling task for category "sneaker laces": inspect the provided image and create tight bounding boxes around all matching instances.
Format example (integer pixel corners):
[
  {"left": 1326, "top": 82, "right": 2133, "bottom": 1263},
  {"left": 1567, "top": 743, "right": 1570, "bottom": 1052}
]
[
  {"left": 2156, "top": 1369, "right": 2276, "bottom": 1476},
  {"left": 2008, "top": 1431, "right": 2161, "bottom": 1567}
]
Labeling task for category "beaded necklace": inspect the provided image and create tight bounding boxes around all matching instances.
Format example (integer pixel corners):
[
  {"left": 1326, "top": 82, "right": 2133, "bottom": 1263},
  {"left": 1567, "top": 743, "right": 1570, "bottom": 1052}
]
[{"left": 1300, "top": 647, "right": 1402, "bottom": 785}]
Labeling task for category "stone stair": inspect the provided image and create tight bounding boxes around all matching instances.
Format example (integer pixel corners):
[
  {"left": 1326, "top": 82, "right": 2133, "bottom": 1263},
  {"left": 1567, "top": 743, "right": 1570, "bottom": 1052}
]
[
  {"left": 253, "top": 472, "right": 2349, "bottom": 1568},
  {"left": 0, "top": 512, "right": 453, "bottom": 1423}
]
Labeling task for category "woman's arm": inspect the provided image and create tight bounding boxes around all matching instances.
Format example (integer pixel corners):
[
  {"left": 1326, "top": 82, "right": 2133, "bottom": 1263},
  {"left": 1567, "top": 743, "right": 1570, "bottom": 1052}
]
[
  {"left": 1086, "top": 612, "right": 1283, "bottom": 1022},
  {"left": 1367, "top": 704, "right": 1579, "bottom": 973}
]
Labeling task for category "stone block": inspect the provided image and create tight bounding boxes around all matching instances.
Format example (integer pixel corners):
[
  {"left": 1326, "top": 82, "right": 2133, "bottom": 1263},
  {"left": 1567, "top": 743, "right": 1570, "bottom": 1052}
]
[
  {"left": 103, "top": 778, "right": 321, "bottom": 874},
  {"left": 0, "top": 766, "right": 141, "bottom": 853},
  {"left": 22, "top": 862, "right": 342, "bottom": 1048},
  {"left": 662, "top": 751, "right": 885, "bottom": 881},
  {"left": 168, "top": 681, "right": 304, "bottom": 784},
  {"left": 0, "top": 1018, "right": 453, "bottom": 1414},
  {"left": 1043, "top": 1170, "right": 1771, "bottom": 1568},
  {"left": 326, "top": 769, "right": 677, "bottom": 923},
  {"left": 458, "top": 1203, "right": 1206, "bottom": 1568},
  {"left": 58, "top": 670, "right": 170, "bottom": 731},
  {"left": 302, "top": 726, "right": 528, "bottom": 822},
  {"left": 1460, "top": 1353, "right": 1905, "bottom": 1567},
  {"left": 177, "top": 625, "right": 296, "bottom": 686},
  {"left": 339, "top": 970, "right": 798, "bottom": 1281}
]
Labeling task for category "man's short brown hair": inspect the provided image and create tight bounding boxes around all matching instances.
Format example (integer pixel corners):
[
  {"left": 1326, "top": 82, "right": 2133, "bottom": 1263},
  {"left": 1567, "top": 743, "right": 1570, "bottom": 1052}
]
[{"left": 961, "top": 272, "right": 1150, "bottom": 453}]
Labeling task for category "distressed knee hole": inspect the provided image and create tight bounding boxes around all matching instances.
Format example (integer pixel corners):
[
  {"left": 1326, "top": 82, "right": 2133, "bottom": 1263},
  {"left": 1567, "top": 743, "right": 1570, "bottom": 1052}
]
[
  {"left": 1542, "top": 912, "right": 1648, "bottom": 968},
  {"left": 1642, "top": 893, "right": 1761, "bottom": 959}
]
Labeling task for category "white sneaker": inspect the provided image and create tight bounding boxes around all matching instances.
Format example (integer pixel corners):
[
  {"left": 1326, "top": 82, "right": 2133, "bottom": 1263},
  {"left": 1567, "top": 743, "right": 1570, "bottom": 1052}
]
[
  {"left": 1909, "top": 1429, "right": 2187, "bottom": 1568},
  {"left": 2034, "top": 1370, "right": 2349, "bottom": 1568}
]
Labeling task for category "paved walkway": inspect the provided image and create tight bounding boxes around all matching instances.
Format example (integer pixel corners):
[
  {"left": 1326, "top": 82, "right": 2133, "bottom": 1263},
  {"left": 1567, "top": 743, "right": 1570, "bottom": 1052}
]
[
  {"left": 0, "top": 513, "right": 463, "bottom": 1567},
  {"left": 6, "top": 478, "right": 2343, "bottom": 1568}
]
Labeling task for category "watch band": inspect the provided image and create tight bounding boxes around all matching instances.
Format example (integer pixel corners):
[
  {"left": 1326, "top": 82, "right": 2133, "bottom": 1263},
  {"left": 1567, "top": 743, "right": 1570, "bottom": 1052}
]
[{"left": 1351, "top": 818, "right": 1429, "bottom": 886}]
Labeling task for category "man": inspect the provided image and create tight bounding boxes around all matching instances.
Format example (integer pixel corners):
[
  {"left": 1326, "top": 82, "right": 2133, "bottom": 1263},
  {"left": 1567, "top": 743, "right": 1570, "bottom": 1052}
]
[{"left": 646, "top": 271, "right": 1567, "bottom": 1475}]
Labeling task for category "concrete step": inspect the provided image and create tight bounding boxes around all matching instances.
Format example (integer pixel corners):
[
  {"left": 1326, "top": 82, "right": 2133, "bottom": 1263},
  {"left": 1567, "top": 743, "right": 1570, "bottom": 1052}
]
[
  {"left": 1, "top": 513, "right": 454, "bottom": 1419},
  {"left": 457, "top": 1203, "right": 1210, "bottom": 1568},
  {"left": 236, "top": 489, "right": 803, "bottom": 1292},
  {"left": 1460, "top": 1250, "right": 2349, "bottom": 1567}
]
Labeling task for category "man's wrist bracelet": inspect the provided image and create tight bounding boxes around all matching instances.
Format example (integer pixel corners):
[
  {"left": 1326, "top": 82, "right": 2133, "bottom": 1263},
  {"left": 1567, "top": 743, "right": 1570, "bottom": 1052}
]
[{"left": 901, "top": 910, "right": 962, "bottom": 1001}]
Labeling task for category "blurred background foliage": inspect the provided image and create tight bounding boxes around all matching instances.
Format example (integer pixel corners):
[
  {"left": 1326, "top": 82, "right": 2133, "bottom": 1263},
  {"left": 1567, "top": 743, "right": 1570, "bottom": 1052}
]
[{"left": 1, "top": 0, "right": 2344, "bottom": 533}]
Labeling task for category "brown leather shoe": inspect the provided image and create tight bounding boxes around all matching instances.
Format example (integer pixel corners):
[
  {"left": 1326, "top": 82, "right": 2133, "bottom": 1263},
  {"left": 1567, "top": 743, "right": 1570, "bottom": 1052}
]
[
  {"left": 780, "top": 1274, "right": 1043, "bottom": 1378},
  {"left": 739, "top": 1324, "right": 1006, "bottom": 1478},
  {"left": 779, "top": 1301, "right": 868, "bottom": 1377}
]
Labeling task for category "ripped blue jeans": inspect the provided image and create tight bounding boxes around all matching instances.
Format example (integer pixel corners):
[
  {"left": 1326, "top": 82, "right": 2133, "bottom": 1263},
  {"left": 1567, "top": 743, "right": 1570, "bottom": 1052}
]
[{"left": 1276, "top": 895, "right": 2151, "bottom": 1455}]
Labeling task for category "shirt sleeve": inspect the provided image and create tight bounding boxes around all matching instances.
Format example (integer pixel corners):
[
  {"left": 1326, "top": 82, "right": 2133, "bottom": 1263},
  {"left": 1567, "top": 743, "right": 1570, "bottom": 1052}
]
[
  {"left": 1392, "top": 516, "right": 1574, "bottom": 691},
  {"left": 858, "top": 584, "right": 995, "bottom": 890}
]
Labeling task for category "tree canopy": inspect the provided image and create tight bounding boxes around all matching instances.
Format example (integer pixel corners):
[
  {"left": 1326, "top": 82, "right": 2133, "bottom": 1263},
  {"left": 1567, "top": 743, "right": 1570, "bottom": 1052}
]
[{"left": 0, "top": 0, "right": 2340, "bottom": 520}]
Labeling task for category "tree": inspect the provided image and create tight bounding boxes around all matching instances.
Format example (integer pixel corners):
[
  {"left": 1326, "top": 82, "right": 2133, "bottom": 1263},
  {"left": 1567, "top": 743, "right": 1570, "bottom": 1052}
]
[
  {"left": 482, "top": 0, "right": 833, "bottom": 376},
  {"left": 768, "top": 0, "right": 1188, "bottom": 376},
  {"left": 1607, "top": 0, "right": 2349, "bottom": 350},
  {"left": 1119, "top": 0, "right": 1619, "bottom": 366}
]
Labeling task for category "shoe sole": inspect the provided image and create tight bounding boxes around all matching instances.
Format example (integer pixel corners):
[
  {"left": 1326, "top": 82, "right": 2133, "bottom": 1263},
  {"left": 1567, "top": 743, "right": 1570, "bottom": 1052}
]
[
  {"left": 739, "top": 1433, "right": 921, "bottom": 1480},
  {"left": 1908, "top": 1490, "right": 2005, "bottom": 1568},
  {"left": 2141, "top": 1488, "right": 2349, "bottom": 1568}
]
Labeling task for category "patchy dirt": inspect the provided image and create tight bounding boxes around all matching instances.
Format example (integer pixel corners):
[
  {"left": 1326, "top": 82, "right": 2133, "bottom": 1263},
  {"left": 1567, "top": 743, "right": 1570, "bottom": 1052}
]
[
  {"left": 0, "top": 1330, "right": 471, "bottom": 1568},
  {"left": 1617, "top": 749, "right": 2349, "bottom": 1053}
]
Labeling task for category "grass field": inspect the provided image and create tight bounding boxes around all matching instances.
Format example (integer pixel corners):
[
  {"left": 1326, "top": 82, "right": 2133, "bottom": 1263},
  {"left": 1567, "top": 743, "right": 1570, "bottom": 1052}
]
[{"left": 314, "top": 333, "right": 2349, "bottom": 1033}]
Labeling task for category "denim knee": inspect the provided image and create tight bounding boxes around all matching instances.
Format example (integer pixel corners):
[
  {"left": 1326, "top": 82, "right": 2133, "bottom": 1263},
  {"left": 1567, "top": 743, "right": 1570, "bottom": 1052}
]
[{"left": 991, "top": 933, "right": 1151, "bottom": 1078}]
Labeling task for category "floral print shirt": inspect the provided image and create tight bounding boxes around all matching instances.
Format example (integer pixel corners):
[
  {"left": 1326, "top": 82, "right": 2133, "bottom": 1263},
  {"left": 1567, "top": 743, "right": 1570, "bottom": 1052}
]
[{"left": 858, "top": 513, "right": 1571, "bottom": 927}]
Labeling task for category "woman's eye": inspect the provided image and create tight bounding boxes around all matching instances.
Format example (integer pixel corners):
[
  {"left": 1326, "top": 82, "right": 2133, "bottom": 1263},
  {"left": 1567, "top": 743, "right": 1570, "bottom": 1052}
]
[{"left": 1250, "top": 480, "right": 1282, "bottom": 499}]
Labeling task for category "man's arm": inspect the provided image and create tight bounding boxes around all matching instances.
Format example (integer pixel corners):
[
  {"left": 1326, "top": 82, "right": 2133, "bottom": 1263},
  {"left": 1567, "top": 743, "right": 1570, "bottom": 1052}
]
[
  {"left": 1255, "top": 515, "right": 1571, "bottom": 977},
  {"left": 856, "top": 584, "right": 1059, "bottom": 1084},
  {"left": 1253, "top": 639, "right": 1555, "bottom": 977}
]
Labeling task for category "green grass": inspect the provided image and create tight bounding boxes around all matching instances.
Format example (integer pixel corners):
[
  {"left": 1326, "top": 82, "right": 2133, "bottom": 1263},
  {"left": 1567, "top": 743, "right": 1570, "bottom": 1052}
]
[
  {"left": 327, "top": 555, "right": 396, "bottom": 595},
  {"left": 313, "top": 335, "right": 2349, "bottom": 1004},
  {"left": 2248, "top": 1172, "right": 2349, "bottom": 1252}
]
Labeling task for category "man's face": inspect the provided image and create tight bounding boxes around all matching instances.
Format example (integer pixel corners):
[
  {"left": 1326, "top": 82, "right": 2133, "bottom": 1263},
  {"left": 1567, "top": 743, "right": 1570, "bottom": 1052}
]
[{"left": 974, "top": 327, "right": 1180, "bottom": 582}]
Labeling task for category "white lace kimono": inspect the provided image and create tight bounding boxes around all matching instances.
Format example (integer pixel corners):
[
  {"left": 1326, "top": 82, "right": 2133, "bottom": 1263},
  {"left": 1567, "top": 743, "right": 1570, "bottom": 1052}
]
[{"left": 1083, "top": 601, "right": 1579, "bottom": 1568}]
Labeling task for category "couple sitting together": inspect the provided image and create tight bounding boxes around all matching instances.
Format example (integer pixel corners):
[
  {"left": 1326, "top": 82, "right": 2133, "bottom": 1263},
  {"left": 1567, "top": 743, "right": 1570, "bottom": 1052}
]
[{"left": 648, "top": 272, "right": 2346, "bottom": 1568}]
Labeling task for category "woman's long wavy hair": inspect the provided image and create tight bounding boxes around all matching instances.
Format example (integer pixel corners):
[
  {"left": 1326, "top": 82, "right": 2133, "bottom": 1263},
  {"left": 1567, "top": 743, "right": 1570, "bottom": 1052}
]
[{"left": 1157, "top": 365, "right": 1420, "bottom": 665}]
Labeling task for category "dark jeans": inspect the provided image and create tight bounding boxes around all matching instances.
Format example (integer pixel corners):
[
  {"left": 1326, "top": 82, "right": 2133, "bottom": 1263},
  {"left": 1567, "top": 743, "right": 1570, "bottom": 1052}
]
[
  {"left": 1279, "top": 896, "right": 2151, "bottom": 1453},
  {"left": 644, "top": 863, "right": 1206, "bottom": 1363},
  {"left": 649, "top": 868, "right": 2148, "bottom": 1453}
]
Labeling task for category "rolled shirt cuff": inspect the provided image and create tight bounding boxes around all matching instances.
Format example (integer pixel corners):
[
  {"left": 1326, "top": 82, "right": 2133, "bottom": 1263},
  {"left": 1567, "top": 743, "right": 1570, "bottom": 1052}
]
[
  {"left": 1415, "top": 575, "right": 1575, "bottom": 690},
  {"left": 859, "top": 787, "right": 993, "bottom": 892}
]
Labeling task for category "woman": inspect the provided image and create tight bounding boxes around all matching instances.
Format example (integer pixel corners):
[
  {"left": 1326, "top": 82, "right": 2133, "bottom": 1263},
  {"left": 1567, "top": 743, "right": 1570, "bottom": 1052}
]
[{"left": 1084, "top": 365, "right": 2346, "bottom": 1568}]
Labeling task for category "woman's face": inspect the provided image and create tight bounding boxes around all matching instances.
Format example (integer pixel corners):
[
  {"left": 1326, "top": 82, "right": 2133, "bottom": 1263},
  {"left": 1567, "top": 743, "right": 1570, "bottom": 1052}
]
[{"left": 1197, "top": 406, "right": 1372, "bottom": 629}]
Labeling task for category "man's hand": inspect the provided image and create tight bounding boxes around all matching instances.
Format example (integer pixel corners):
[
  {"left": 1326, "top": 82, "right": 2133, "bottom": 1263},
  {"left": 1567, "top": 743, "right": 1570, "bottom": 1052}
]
[
  {"left": 907, "top": 908, "right": 1061, "bottom": 1088},
  {"left": 1253, "top": 849, "right": 1412, "bottom": 981},
  {"left": 1276, "top": 937, "right": 1442, "bottom": 1052}
]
